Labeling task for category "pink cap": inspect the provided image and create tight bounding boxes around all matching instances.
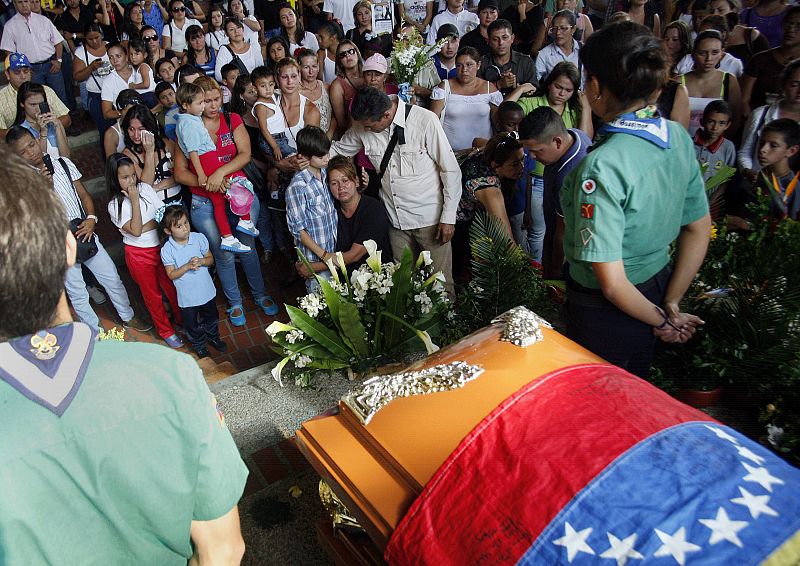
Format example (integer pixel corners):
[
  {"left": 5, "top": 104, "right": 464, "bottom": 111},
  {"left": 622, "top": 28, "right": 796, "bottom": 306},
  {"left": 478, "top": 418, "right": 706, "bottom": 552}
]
[{"left": 362, "top": 54, "right": 388, "bottom": 74}]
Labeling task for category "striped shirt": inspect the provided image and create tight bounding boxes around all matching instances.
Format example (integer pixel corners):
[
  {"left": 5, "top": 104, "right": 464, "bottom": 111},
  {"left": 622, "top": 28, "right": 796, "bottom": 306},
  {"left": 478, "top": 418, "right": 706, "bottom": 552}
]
[
  {"left": 51, "top": 157, "right": 85, "bottom": 221},
  {"left": 286, "top": 168, "right": 337, "bottom": 263}
]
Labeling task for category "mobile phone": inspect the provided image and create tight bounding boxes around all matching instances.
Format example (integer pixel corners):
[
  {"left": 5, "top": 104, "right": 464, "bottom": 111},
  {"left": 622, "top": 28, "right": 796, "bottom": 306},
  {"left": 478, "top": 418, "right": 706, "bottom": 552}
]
[
  {"left": 42, "top": 153, "right": 55, "bottom": 175},
  {"left": 39, "top": 101, "right": 51, "bottom": 115}
]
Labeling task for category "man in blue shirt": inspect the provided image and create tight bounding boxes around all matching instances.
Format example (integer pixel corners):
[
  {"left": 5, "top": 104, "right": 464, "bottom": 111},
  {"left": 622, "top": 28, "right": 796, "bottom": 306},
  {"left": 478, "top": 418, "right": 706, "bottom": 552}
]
[
  {"left": 432, "top": 23, "right": 460, "bottom": 80},
  {"left": 519, "top": 106, "right": 591, "bottom": 279}
]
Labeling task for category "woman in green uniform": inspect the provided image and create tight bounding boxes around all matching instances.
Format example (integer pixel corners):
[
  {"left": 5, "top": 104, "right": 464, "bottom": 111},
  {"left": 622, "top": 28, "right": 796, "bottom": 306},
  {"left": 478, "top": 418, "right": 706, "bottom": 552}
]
[{"left": 561, "top": 21, "right": 712, "bottom": 378}]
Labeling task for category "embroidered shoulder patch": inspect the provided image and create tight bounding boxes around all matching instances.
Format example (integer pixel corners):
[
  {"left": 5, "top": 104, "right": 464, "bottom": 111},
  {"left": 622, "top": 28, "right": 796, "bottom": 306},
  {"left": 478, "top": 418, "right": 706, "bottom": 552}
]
[
  {"left": 580, "top": 203, "right": 595, "bottom": 219},
  {"left": 581, "top": 179, "right": 597, "bottom": 194}
]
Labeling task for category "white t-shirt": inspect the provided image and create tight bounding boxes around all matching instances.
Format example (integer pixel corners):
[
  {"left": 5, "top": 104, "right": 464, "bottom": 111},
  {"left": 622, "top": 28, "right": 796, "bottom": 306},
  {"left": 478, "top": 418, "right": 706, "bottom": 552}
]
[
  {"left": 323, "top": 0, "right": 357, "bottom": 32},
  {"left": 241, "top": 15, "right": 261, "bottom": 44},
  {"left": 214, "top": 41, "right": 264, "bottom": 81},
  {"left": 289, "top": 31, "right": 319, "bottom": 55},
  {"left": 205, "top": 29, "right": 229, "bottom": 50},
  {"left": 108, "top": 182, "right": 165, "bottom": 248},
  {"left": 101, "top": 68, "right": 133, "bottom": 104},
  {"left": 74, "top": 46, "right": 111, "bottom": 94},
  {"left": 403, "top": 0, "right": 430, "bottom": 25},
  {"left": 131, "top": 63, "right": 156, "bottom": 94},
  {"left": 162, "top": 18, "right": 202, "bottom": 52}
]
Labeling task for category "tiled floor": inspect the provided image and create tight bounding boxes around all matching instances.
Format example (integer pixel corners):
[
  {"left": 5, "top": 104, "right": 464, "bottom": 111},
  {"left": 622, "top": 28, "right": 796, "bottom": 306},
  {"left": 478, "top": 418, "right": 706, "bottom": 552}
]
[{"left": 86, "top": 251, "right": 307, "bottom": 372}]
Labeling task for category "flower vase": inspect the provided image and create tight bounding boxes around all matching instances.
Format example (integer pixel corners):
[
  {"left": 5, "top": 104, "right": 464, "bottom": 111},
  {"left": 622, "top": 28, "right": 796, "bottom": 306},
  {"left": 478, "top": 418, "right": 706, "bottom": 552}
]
[{"left": 398, "top": 82, "right": 412, "bottom": 103}]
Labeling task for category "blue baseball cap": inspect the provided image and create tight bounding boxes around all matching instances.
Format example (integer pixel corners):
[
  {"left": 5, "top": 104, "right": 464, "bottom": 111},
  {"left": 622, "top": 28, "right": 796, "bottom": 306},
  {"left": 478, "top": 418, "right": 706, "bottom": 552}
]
[{"left": 6, "top": 53, "right": 31, "bottom": 71}]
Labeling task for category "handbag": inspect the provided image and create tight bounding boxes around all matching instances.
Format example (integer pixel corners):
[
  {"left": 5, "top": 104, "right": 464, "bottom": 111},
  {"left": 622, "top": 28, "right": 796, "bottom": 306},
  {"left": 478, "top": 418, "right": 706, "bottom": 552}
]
[
  {"left": 59, "top": 158, "right": 99, "bottom": 264},
  {"left": 222, "top": 110, "right": 266, "bottom": 193},
  {"left": 224, "top": 44, "right": 249, "bottom": 76}
]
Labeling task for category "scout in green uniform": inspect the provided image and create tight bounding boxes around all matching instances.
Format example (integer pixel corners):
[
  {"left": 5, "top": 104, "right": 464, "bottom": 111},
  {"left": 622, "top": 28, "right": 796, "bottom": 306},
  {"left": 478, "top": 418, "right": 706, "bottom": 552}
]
[
  {"left": 0, "top": 152, "right": 248, "bottom": 564},
  {"left": 561, "top": 21, "right": 712, "bottom": 377}
]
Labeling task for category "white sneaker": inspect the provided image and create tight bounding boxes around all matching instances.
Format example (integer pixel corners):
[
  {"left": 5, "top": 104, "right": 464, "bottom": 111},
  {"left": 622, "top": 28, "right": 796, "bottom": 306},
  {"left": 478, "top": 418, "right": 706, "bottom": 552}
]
[
  {"left": 236, "top": 219, "right": 260, "bottom": 236},
  {"left": 221, "top": 236, "right": 251, "bottom": 254},
  {"left": 87, "top": 285, "right": 107, "bottom": 304}
]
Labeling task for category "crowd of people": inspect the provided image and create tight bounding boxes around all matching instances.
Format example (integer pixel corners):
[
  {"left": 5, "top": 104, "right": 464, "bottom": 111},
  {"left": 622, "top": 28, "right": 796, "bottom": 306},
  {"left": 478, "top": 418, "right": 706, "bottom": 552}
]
[{"left": 1, "top": 0, "right": 799, "bottom": 371}]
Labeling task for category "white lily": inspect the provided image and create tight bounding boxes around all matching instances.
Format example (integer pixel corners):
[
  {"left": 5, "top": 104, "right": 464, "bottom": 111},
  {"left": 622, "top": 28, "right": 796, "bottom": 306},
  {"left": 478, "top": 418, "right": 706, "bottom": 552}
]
[
  {"left": 423, "top": 271, "right": 446, "bottom": 287},
  {"left": 335, "top": 251, "right": 347, "bottom": 274},
  {"left": 271, "top": 356, "right": 290, "bottom": 386},
  {"left": 416, "top": 250, "right": 433, "bottom": 269},
  {"left": 266, "top": 321, "right": 296, "bottom": 338},
  {"left": 364, "top": 239, "right": 382, "bottom": 273},
  {"left": 416, "top": 329, "right": 439, "bottom": 354},
  {"left": 352, "top": 268, "right": 373, "bottom": 290},
  {"left": 324, "top": 256, "right": 340, "bottom": 285}
]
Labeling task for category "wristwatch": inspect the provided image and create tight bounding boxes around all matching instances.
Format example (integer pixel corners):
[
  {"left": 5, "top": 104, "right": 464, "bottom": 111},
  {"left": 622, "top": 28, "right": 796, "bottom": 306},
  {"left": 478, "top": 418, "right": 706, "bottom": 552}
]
[
  {"left": 56, "top": 58, "right": 62, "bottom": 63},
  {"left": 86, "top": 214, "right": 99, "bottom": 222}
]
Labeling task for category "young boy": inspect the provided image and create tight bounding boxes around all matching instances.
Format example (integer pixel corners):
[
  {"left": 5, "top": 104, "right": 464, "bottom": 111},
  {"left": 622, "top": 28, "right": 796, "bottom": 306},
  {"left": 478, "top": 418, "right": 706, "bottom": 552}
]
[
  {"left": 519, "top": 106, "right": 592, "bottom": 279},
  {"left": 5, "top": 126, "right": 151, "bottom": 333},
  {"left": 220, "top": 63, "right": 240, "bottom": 106},
  {"left": 757, "top": 118, "right": 800, "bottom": 219},
  {"left": 155, "top": 82, "right": 177, "bottom": 132},
  {"left": 694, "top": 99, "right": 736, "bottom": 183},
  {"left": 159, "top": 205, "right": 227, "bottom": 358},
  {"left": 285, "top": 126, "right": 337, "bottom": 291}
]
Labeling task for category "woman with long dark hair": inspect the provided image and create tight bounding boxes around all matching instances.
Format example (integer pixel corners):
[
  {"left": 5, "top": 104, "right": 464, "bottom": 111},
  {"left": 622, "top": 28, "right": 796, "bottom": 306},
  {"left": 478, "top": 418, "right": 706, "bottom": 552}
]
[
  {"left": 183, "top": 24, "right": 216, "bottom": 77},
  {"left": 214, "top": 17, "right": 264, "bottom": 81},
  {"left": 73, "top": 22, "right": 112, "bottom": 140},
  {"left": 14, "top": 82, "right": 70, "bottom": 158},
  {"left": 205, "top": 6, "right": 229, "bottom": 50},
  {"left": 121, "top": 2, "right": 145, "bottom": 47},
  {"left": 121, "top": 104, "right": 182, "bottom": 204},
  {"left": 561, "top": 21, "right": 711, "bottom": 377},
  {"left": 106, "top": 152, "right": 185, "bottom": 348},
  {"left": 329, "top": 39, "right": 364, "bottom": 137},
  {"left": 278, "top": 2, "right": 319, "bottom": 55},
  {"left": 227, "top": 0, "right": 261, "bottom": 45}
]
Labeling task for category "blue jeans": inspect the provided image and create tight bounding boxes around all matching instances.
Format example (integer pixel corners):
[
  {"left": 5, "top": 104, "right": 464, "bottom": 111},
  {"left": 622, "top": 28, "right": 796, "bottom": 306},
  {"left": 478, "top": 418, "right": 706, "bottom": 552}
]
[
  {"left": 31, "top": 60, "right": 69, "bottom": 110},
  {"left": 87, "top": 91, "right": 112, "bottom": 148},
  {"left": 64, "top": 237, "right": 135, "bottom": 329},
  {"left": 190, "top": 193, "right": 266, "bottom": 307},
  {"left": 526, "top": 178, "right": 545, "bottom": 262},
  {"left": 256, "top": 193, "right": 273, "bottom": 252}
]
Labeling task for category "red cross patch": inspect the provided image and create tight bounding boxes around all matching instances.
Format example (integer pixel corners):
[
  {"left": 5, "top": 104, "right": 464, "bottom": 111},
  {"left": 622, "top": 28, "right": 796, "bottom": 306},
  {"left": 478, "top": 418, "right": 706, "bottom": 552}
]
[{"left": 581, "top": 203, "right": 595, "bottom": 219}]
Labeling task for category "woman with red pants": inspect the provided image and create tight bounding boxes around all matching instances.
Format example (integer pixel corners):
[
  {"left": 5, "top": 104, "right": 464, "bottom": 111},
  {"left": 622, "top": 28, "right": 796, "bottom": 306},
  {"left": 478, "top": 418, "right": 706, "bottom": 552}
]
[{"left": 106, "top": 153, "right": 185, "bottom": 348}]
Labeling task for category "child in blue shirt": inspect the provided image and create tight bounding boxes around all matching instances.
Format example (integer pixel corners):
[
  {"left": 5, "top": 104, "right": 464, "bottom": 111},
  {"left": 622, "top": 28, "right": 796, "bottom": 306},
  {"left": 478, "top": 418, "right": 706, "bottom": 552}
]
[{"left": 159, "top": 204, "right": 228, "bottom": 358}]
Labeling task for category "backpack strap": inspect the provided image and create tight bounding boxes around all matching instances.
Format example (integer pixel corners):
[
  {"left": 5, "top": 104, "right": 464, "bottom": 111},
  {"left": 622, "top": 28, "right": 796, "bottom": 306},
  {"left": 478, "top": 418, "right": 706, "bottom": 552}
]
[{"left": 378, "top": 103, "right": 413, "bottom": 181}]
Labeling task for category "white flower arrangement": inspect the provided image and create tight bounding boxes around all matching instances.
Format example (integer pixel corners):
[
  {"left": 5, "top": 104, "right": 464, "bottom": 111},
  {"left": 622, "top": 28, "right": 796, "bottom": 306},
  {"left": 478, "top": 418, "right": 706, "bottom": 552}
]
[
  {"left": 389, "top": 28, "right": 445, "bottom": 86},
  {"left": 265, "top": 241, "right": 452, "bottom": 386}
]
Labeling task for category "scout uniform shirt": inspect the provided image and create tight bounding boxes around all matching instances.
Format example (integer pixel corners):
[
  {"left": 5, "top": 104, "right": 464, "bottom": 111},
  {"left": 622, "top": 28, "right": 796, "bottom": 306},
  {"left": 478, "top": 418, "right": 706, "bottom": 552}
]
[
  {"left": 0, "top": 323, "right": 248, "bottom": 564},
  {"left": 561, "top": 110, "right": 709, "bottom": 289}
]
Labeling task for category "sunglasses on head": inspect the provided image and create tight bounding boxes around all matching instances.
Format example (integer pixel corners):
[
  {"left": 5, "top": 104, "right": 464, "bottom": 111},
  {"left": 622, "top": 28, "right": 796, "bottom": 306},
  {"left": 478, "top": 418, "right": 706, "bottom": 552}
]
[
  {"left": 143, "top": 34, "right": 158, "bottom": 41},
  {"left": 172, "top": 6, "right": 185, "bottom": 11},
  {"left": 337, "top": 48, "right": 356, "bottom": 59}
]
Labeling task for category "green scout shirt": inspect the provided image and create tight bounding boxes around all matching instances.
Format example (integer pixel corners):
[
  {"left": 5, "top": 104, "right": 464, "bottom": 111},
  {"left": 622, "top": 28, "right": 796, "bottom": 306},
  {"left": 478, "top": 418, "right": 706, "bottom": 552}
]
[
  {"left": 0, "top": 340, "right": 248, "bottom": 565},
  {"left": 561, "top": 120, "right": 708, "bottom": 289}
]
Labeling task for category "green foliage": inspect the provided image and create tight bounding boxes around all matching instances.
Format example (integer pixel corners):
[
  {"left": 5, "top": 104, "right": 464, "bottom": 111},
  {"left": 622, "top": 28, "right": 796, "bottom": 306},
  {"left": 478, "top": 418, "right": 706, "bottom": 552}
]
[
  {"left": 452, "top": 211, "right": 558, "bottom": 337},
  {"left": 266, "top": 244, "right": 452, "bottom": 386}
]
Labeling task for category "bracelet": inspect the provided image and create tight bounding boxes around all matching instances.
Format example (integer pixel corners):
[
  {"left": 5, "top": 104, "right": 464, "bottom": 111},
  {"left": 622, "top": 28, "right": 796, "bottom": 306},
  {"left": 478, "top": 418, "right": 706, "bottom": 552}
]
[
  {"left": 654, "top": 306, "right": 681, "bottom": 331},
  {"left": 86, "top": 214, "right": 98, "bottom": 222}
]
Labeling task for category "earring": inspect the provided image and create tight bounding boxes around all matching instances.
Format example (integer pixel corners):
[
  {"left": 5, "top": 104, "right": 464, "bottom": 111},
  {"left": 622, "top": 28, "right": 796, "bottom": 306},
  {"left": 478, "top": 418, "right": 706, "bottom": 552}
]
[{"left": 592, "top": 93, "right": 602, "bottom": 102}]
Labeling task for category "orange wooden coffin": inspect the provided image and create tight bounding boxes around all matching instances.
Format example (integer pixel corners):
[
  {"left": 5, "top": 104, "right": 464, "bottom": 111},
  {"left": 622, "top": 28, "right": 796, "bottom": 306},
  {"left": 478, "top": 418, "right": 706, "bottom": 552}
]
[{"left": 295, "top": 312, "right": 605, "bottom": 555}]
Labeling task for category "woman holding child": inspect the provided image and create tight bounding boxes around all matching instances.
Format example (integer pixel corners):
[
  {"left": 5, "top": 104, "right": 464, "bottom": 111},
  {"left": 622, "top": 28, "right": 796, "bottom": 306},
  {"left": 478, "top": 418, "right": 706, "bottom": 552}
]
[
  {"left": 561, "top": 21, "right": 711, "bottom": 378},
  {"left": 173, "top": 76, "right": 280, "bottom": 326}
]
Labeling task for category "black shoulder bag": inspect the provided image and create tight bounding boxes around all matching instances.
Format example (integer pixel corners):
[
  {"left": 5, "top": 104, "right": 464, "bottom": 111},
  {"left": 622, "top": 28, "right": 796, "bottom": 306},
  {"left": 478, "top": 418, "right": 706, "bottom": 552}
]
[
  {"left": 378, "top": 103, "right": 413, "bottom": 181},
  {"left": 224, "top": 44, "right": 250, "bottom": 75},
  {"left": 59, "top": 158, "right": 99, "bottom": 263}
]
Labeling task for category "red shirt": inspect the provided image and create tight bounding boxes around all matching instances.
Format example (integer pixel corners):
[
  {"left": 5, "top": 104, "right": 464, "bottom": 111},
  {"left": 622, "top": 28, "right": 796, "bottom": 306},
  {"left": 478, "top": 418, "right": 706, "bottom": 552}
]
[{"left": 189, "top": 112, "right": 246, "bottom": 195}]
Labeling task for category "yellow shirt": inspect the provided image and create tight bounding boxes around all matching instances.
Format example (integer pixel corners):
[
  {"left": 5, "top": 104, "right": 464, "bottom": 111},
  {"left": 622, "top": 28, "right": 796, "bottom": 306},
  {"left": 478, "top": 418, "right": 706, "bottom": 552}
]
[{"left": 0, "top": 83, "right": 69, "bottom": 130}]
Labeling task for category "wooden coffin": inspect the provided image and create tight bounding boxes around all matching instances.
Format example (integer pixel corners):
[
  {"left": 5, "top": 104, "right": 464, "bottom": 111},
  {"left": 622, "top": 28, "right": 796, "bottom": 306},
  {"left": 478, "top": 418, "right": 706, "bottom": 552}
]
[{"left": 295, "top": 315, "right": 604, "bottom": 556}]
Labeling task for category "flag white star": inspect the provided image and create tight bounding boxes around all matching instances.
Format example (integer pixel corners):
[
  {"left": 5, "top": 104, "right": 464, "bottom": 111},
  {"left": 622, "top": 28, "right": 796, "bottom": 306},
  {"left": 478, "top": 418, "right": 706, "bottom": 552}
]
[
  {"left": 553, "top": 522, "right": 595, "bottom": 563},
  {"left": 699, "top": 507, "right": 749, "bottom": 548},
  {"left": 731, "top": 486, "right": 779, "bottom": 519},
  {"left": 742, "top": 462, "right": 785, "bottom": 493},
  {"left": 704, "top": 425, "right": 739, "bottom": 444},
  {"left": 736, "top": 445, "right": 766, "bottom": 465},
  {"left": 653, "top": 526, "right": 701, "bottom": 565},
  {"left": 599, "top": 532, "right": 644, "bottom": 566}
]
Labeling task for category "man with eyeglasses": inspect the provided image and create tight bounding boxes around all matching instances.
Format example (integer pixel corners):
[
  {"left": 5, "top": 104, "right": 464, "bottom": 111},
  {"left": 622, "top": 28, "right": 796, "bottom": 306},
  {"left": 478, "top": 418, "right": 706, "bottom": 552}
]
[
  {"left": 460, "top": 0, "right": 497, "bottom": 56},
  {"left": 330, "top": 87, "right": 461, "bottom": 298},
  {"left": 0, "top": 0, "right": 71, "bottom": 109},
  {"left": 478, "top": 18, "right": 537, "bottom": 96}
]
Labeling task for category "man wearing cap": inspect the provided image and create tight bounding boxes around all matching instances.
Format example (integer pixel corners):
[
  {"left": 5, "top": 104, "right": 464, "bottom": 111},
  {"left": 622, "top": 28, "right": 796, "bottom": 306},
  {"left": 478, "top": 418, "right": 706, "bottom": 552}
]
[
  {"left": 0, "top": 148, "right": 248, "bottom": 565},
  {"left": 0, "top": 0, "right": 70, "bottom": 108},
  {"left": 479, "top": 18, "right": 537, "bottom": 96},
  {"left": 432, "top": 23, "right": 459, "bottom": 80},
  {"left": 330, "top": 87, "right": 461, "bottom": 298},
  {"left": 0, "top": 52, "right": 71, "bottom": 139},
  {"left": 460, "top": 0, "right": 498, "bottom": 56},
  {"left": 428, "top": 0, "right": 478, "bottom": 44}
]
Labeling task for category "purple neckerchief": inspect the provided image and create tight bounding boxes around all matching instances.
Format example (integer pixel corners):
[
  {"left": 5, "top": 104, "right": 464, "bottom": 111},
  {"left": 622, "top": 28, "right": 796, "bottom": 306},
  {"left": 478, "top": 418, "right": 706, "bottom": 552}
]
[
  {"left": 597, "top": 106, "right": 671, "bottom": 149},
  {"left": 0, "top": 323, "right": 97, "bottom": 417}
]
